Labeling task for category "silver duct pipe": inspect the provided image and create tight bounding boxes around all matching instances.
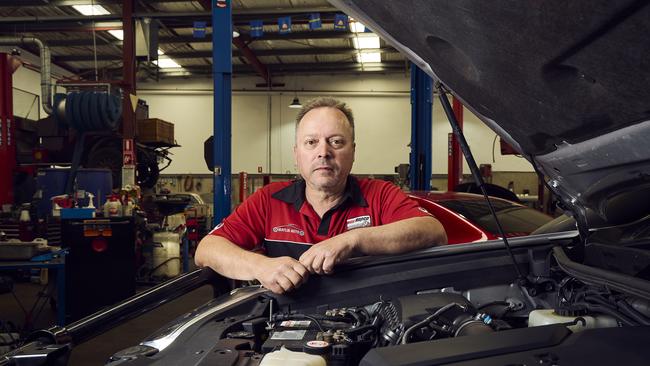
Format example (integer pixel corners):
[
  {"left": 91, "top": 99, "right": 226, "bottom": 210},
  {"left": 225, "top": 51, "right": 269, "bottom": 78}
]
[{"left": 0, "top": 36, "right": 53, "bottom": 115}]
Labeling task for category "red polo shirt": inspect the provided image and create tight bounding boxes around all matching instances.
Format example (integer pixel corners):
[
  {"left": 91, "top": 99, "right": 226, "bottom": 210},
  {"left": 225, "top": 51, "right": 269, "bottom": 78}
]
[{"left": 209, "top": 176, "right": 432, "bottom": 259}]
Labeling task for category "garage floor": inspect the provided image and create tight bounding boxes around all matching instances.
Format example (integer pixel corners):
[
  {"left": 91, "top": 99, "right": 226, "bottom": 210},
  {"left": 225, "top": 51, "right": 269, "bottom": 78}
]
[{"left": 0, "top": 277, "right": 214, "bottom": 365}]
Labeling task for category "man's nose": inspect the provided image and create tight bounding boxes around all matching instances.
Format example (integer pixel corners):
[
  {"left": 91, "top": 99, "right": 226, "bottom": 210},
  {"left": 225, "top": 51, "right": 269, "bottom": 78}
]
[{"left": 316, "top": 141, "right": 331, "bottom": 158}]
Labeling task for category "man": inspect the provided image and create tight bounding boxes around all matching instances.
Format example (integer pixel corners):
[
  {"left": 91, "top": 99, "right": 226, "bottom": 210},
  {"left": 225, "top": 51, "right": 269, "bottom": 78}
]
[{"left": 195, "top": 97, "right": 447, "bottom": 294}]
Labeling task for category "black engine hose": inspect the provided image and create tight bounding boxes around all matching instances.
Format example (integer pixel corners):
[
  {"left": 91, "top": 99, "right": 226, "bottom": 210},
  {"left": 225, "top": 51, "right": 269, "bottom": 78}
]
[
  {"left": 617, "top": 300, "right": 650, "bottom": 326},
  {"left": 343, "top": 324, "right": 377, "bottom": 336},
  {"left": 401, "top": 303, "right": 460, "bottom": 344},
  {"left": 346, "top": 309, "right": 363, "bottom": 326},
  {"left": 583, "top": 294, "right": 650, "bottom": 325},
  {"left": 575, "top": 302, "right": 636, "bottom": 326}
]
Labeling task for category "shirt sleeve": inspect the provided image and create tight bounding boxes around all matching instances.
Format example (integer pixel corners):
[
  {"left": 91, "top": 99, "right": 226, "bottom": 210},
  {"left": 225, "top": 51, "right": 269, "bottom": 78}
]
[
  {"left": 377, "top": 181, "right": 433, "bottom": 224},
  {"left": 208, "top": 187, "right": 268, "bottom": 251}
]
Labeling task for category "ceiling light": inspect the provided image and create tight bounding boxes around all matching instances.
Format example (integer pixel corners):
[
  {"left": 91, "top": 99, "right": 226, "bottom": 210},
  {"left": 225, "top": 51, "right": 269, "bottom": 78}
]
[
  {"left": 289, "top": 96, "right": 302, "bottom": 109},
  {"left": 357, "top": 52, "right": 381, "bottom": 63},
  {"left": 350, "top": 21, "right": 366, "bottom": 33},
  {"left": 154, "top": 57, "right": 181, "bottom": 69},
  {"left": 72, "top": 5, "right": 110, "bottom": 16},
  {"left": 108, "top": 30, "right": 123, "bottom": 40},
  {"left": 233, "top": 30, "right": 240, "bottom": 38},
  {"left": 353, "top": 35, "right": 380, "bottom": 49}
]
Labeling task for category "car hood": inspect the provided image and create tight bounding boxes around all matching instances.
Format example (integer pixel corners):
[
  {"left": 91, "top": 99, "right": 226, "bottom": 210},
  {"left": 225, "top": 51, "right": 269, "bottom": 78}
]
[{"left": 330, "top": 0, "right": 650, "bottom": 230}]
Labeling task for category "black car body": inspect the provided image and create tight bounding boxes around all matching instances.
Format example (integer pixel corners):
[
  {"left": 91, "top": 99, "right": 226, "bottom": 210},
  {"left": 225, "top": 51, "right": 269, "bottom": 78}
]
[{"left": 3, "top": 1, "right": 650, "bottom": 365}]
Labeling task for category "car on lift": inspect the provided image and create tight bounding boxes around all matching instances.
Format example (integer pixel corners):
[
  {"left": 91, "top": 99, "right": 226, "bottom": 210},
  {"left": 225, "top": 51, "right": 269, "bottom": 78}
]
[{"left": 3, "top": 1, "right": 650, "bottom": 366}]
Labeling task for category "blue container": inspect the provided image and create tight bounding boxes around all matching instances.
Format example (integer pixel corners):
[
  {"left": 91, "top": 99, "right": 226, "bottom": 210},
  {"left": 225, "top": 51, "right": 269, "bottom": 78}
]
[
  {"left": 76, "top": 168, "right": 113, "bottom": 208},
  {"left": 35, "top": 168, "right": 70, "bottom": 218}
]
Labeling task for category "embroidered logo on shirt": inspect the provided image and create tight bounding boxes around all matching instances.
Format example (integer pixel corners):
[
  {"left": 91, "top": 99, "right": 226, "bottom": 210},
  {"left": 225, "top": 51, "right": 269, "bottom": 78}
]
[
  {"left": 346, "top": 215, "right": 371, "bottom": 230},
  {"left": 272, "top": 224, "right": 305, "bottom": 236}
]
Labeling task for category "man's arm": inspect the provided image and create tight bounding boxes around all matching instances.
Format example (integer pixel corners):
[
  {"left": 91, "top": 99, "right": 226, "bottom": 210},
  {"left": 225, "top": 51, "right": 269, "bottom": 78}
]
[
  {"left": 195, "top": 235, "right": 309, "bottom": 294},
  {"left": 299, "top": 216, "right": 446, "bottom": 274}
]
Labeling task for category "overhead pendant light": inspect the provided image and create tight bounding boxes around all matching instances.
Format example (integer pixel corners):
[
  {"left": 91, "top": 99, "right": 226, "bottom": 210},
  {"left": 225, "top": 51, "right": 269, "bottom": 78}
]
[{"left": 289, "top": 95, "right": 302, "bottom": 109}]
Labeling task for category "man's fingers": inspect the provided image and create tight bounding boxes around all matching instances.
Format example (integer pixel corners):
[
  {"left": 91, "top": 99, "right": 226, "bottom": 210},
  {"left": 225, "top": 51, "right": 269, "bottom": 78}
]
[
  {"left": 293, "top": 263, "right": 310, "bottom": 280},
  {"left": 275, "top": 273, "right": 296, "bottom": 292},
  {"left": 322, "top": 256, "right": 336, "bottom": 274},
  {"left": 299, "top": 251, "right": 316, "bottom": 273},
  {"left": 311, "top": 253, "right": 326, "bottom": 274}
]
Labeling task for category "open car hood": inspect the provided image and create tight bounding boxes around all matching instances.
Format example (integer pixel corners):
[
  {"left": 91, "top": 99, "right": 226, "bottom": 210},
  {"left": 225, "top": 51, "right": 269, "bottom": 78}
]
[{"left": 330, "top": 0, "right": 650, "bottom": 229}]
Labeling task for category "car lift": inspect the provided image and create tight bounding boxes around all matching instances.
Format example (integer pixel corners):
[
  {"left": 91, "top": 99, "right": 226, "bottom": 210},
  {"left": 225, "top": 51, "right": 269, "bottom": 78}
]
[
  {"left": 0, "top": 52, "right": 16, "bottom": 207},
  {"left": 211, "top": 1, "right": 232, "bottom": 226},
  {"left": 409, "top": 63, "right": 464, "bottom": 192}
]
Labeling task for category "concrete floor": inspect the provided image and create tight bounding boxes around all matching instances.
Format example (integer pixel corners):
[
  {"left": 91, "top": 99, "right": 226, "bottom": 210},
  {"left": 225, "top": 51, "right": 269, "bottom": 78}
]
[{"left": 0, "top": 275, "right": 214, "bottom": 365}]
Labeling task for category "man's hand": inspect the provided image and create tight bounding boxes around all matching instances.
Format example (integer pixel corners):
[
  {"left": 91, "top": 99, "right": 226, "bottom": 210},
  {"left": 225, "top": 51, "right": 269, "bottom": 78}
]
[
  {"left": 253, "top": 256, "right": 310, "bottom": 294},
  {"left": 299, "top": 232, "right": 358, "bottom": 275}
]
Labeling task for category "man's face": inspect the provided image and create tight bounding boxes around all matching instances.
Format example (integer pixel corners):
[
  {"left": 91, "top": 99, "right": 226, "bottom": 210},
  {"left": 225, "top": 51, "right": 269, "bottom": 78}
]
[{"left": 294, "top": 107, "right": 355, "bottom": 192}]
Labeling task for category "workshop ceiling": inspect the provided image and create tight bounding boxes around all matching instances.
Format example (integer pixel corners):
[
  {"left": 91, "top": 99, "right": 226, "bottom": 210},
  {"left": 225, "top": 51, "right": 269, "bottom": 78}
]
[{"left": 0, "top": 0, "right": 408, "bottom": 83}]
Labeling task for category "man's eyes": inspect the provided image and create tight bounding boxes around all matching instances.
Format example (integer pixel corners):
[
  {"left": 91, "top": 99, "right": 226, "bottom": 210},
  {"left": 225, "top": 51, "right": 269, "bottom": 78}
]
[{"left": 303, "top": 138, "right": 345, "bottom": 148}]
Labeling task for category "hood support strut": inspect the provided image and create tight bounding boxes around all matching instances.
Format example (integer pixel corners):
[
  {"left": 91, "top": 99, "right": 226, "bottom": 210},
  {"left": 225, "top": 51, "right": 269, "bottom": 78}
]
[{"left": 437, "top": 84, "right": 526, "bottom": 282}]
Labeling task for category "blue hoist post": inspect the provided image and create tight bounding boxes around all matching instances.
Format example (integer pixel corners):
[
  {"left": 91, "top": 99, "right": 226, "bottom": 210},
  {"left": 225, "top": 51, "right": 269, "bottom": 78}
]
[
  {"left": 409, "top": 63, "right": 433, "bottom": 191},
  {"left": 212, "top": 0, "right": 232, "bottom": 226}
]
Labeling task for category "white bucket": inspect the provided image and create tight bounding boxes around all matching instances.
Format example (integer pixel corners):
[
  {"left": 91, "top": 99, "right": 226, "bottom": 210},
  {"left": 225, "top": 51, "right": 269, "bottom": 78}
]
[{"left": 152, "top": 231, "right": 181, "bottom": 278}]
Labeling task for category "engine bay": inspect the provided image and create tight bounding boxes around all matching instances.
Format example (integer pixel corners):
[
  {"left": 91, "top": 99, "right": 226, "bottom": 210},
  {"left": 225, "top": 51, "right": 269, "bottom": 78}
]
[
  {"left": 102, "top": 243, "right": 650, "bottom": 366},
  {"left": 120, "top": 276, "right": 649, "bottom": 365}
]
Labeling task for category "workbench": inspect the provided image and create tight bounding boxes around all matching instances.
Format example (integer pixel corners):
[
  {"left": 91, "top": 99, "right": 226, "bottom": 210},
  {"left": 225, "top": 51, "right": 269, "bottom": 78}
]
[{"left": 0, "top": 256, "right": 66, "bottom": 326}]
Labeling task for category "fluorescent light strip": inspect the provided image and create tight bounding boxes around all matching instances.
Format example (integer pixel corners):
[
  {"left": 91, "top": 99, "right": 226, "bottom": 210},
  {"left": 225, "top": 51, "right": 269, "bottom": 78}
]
[
  {"left": 350, "top": 21, "right": 365, "bottom": 33},
  {"left": 154, "top": 57, "right": 181, "bottom": 69},
  {"left": 353, "top": 36, "right": 380, "bottom": 49},
  {"left": 357, "top": 52, "right": 381, "bottom": 63},
  {"left": 72, "top": 4, "right": 110, "bottom": 16},
  {"left": 108, "top": 29, "right": 123, "bottom": 40}
]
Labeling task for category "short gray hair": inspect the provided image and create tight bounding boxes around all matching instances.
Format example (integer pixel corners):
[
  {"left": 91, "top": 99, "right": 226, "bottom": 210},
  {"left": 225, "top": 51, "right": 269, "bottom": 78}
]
[{"left": 295, "top": 97, "right": 355, "bottom": 142}]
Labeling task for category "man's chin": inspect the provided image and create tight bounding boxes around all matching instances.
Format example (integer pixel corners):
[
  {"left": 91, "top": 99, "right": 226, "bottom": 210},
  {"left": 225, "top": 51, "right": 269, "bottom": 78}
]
[{"left": 308, "top": 177, "right": 341, "bottom": 191}]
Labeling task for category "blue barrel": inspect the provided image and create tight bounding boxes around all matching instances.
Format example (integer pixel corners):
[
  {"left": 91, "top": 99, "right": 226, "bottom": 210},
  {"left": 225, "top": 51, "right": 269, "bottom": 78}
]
[
  {"left": 35, "top": 168, "right": 70, "bottom": 218},
  {"left": 76, "top": 168, "right": 113, "bottom": 208}
]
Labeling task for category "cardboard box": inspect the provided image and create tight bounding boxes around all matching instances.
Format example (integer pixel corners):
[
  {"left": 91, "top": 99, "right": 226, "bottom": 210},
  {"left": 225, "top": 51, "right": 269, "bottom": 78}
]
[{"left": 137, "top": 118, "right": 175, "bottom": 145}]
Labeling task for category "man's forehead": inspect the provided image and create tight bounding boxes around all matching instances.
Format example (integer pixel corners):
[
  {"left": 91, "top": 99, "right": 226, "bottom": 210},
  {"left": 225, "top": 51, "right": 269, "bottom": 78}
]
[{"left": 298, "top": 107, "right": 351, "bottom": 131}]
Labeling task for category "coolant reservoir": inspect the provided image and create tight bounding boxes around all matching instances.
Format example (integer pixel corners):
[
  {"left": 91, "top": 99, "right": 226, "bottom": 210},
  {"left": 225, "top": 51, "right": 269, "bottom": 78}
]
[
  {"left": 259, "top": 346, "right": 326, "bottom": 366},
  {"left": 528, "top": 309, "right": 618, "bottom": 332}
]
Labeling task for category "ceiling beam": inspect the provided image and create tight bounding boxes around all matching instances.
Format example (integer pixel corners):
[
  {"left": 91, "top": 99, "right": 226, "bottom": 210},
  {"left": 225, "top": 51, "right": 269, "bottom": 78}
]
[
  {"left": 232, "top": 35, "right": 270, "bottom": 85},
  {"left": 53, "top": 47, "right": 398, "bottom": 61},
  {"left": 0, "top": 10, "right": 343, "bottom": 31},
  {"left": 78, "top": 61, "right": 406, "bottom": 77},
  {"left": 46, "top": 31, "right": 357, "bottom": 47}
]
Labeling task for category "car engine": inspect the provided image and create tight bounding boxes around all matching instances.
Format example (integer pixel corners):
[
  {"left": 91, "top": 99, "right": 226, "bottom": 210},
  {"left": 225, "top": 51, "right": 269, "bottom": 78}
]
[{"left": 194, "top": 276, "right": 648, "bottom": 366}]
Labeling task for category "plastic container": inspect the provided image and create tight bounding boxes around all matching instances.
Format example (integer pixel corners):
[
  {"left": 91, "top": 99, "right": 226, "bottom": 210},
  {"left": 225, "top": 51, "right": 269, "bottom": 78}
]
[
  {"left": 19, "top": 209, "right": 34, "bottom": 241},
  {"left": 152, "top": 231, "right": 180, "bottom": 278},
  {"left": 104, "top": 195, "right": 123, "bottom": 217},
  {"left": 76, "top": 168, "right": 113, "bottom": 208},
  {"left": 259, "top": 346, "right": 326, "bottom": 366},
  {"left": 35, "top": 168, "right": 70, "bottom": 218},
  {"left": 0, "top": 239, "right": 43, "bottom": 260},
  {"left": 528, "top": 309, "right": 618, "bottom": 332}
]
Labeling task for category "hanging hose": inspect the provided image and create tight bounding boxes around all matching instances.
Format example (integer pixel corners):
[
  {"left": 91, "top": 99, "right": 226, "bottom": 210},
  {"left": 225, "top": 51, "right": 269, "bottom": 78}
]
[{"left": 56, "top": 91, "right": 121, "bottom": 131}]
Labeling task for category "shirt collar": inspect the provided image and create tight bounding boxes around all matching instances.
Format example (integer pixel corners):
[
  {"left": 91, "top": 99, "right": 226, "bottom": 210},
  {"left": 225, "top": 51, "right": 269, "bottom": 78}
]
[{"left": 272, "top": 175, "right": 368, "bottom": 212}]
